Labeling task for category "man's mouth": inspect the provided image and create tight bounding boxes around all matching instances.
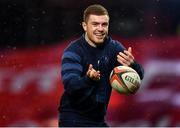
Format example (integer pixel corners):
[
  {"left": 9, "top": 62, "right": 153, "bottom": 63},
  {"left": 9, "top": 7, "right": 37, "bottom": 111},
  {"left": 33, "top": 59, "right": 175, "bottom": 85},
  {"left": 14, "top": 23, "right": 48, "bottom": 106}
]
[{"left": 95, "top": 33, "right": 105, "bottom": 38}]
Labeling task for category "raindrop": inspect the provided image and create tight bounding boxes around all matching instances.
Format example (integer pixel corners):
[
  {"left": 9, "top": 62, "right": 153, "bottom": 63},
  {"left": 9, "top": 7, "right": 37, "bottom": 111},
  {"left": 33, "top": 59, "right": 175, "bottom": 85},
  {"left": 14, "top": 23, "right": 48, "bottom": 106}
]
[
  {"left": 13, "top": 65, "right": 17, "bottom": 69},
  {"left": 42, "top": 10, "right": 46, "bottom": 15},
  {"left": 40, "top": 40, "right": 45, "bottom": 45},
  {"left": 162, "top": 41, "right": 166, "bottom": 44},
  {"left": 0, "top": 54, "right": 4, "bottom": 58},
  {"left": 13, "top": 3, "right": 17, "bottom": 6},
  {"left": 2, "top": 115, "right": 6, "bottom": 119},
  {"left": 37, "top": 108, "right": 41, "bottom": 112},
  {"left": 139, "top": 18, "right": 144, "bottom": 22},
  {"left": 32, "top": 18, "right": 40, "bottom": 21},
  {"left": 165, "top": 50, "right": 169, "bottom": 54},
  {"left": 13, "top": 47, "right": 17, "bottom": 50},
  {"left": 7, "top": 5, "right": 11, "bottom": 8}
]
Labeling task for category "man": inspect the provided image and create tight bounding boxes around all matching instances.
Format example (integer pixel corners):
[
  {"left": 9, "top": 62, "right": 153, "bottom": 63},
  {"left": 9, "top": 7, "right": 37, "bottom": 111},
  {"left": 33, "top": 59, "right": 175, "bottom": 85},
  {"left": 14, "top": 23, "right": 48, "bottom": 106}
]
[{"left": 58, "top": 4, "right": 144, "bottom": 127}]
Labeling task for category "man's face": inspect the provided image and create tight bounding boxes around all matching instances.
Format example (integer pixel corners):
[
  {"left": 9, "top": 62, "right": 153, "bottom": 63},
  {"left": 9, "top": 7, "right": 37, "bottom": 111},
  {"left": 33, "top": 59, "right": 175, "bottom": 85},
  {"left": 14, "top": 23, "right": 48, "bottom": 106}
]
[{"left": 82, "top": 14, "right": 109, "bottom": 45}]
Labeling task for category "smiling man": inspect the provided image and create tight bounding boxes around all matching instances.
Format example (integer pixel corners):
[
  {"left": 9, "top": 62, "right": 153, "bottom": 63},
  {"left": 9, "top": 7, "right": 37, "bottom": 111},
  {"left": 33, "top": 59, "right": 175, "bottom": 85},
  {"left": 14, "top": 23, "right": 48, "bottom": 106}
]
[
  {"left": 82, "top": 13, "right": 109, "bottom": 47},
  {"left": 58, "top": 4, "right": 144, "bottom": 127}
]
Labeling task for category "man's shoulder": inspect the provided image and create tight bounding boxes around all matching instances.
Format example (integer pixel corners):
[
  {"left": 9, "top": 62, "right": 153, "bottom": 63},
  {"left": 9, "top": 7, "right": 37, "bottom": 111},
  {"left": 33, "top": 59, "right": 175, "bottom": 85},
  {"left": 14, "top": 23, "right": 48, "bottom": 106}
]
[
  {"left": 63, "top": 36, "right": 85, "bottom": 57},
  {"left": 108, "top": 37, "right": 121, "bottom": 45},
  {"left": 106, "top": 37, "right": 125, "bottom": 51},
  {"left": 107, "top": 37, "right": 123, "bottom": 47},
  {"left": 66, "top": 36, "right": 83, "bottom": 50}
]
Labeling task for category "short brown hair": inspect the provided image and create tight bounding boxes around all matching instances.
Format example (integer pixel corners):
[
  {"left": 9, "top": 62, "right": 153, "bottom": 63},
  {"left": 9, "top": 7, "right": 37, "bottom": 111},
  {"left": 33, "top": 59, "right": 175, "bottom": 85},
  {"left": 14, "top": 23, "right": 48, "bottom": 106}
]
[{"left": 83, "top": 4, "right": 109, "bottom": 23}]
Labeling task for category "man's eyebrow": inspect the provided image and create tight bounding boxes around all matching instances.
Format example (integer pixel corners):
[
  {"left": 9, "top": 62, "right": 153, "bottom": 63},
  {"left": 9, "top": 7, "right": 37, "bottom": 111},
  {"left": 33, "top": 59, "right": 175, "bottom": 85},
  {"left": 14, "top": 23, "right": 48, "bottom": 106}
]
[
  {"left": 91, "top": 21, "right": 99, "bottom": 23},
  {"left": 91, "top": 21, "right": 108, "bottom": 24}
]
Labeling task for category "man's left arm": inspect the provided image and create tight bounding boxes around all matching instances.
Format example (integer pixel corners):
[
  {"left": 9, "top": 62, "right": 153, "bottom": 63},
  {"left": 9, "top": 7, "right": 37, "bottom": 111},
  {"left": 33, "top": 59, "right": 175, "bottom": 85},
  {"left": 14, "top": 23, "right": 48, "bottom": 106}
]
[{"left": 117, "top": 47, "right": 144, "bottom": 79}]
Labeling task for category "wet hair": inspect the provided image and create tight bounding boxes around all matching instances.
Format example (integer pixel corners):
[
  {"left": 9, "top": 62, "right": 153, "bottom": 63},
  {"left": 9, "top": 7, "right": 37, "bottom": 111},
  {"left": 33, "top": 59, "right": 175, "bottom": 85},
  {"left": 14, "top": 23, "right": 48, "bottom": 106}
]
[{"left": 83, "top": 4, "right": 109, "bottom": 23}]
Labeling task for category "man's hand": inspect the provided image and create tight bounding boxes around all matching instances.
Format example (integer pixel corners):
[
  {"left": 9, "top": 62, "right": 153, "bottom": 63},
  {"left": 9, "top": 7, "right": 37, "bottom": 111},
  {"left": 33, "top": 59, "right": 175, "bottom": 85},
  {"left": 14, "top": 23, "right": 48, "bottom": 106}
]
[
  {"left": 117, "top": 47, "right": 135, "bottom": 66},
  {"left": 86, "top": 64, "right": 101, "bottom": 81}
]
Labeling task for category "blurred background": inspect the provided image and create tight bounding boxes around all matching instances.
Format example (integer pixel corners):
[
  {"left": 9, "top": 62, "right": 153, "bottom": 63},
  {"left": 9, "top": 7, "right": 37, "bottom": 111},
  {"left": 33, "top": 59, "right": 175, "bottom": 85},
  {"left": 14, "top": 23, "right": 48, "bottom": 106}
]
[{"left": 0, "top": 0, "right": 180, "bottom": 127}]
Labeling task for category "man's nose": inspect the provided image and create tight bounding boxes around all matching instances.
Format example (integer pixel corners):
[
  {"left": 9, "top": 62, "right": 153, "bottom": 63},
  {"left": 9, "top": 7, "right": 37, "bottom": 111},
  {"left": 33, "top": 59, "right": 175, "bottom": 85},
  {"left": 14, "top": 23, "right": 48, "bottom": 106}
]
[{"left": 97, "top": 25, "right": 104, "bottom": 31}]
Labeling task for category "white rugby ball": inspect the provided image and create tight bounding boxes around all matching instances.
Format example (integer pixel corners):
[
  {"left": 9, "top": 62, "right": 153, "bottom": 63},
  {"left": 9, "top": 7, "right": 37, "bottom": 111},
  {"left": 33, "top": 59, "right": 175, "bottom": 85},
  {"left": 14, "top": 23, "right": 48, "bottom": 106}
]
[{"left": 109, "top": 66, "right": 141, "bottom": 95}]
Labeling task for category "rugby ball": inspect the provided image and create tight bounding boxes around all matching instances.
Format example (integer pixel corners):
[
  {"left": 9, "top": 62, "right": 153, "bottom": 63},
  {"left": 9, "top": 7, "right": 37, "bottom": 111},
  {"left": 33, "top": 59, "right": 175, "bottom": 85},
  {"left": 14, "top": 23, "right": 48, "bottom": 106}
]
[{"left": 109, "top": 66, "right": 141, "bottom": 95}]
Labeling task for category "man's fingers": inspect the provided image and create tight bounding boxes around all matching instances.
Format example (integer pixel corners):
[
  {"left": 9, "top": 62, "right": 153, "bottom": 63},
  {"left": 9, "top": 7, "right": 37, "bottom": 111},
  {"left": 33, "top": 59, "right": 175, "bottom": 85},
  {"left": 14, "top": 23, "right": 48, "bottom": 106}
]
[
  {"left": 117, "top": 55, "right": 130, "bottom": 66},
  {"left": 119, "top": 52, "right": 129, "bottom": 61},
  {"left": 128, "top": 47, "right": 132, "bottom": 53},
  {"left": 87, "top": 64, "right": 101, "bottom": 80},
  {"left": 124, "top": 50, "right": 134, "bottom": 60},
  {"left": 87, "top": 64, "right": 92, "bottom": 76},
  {"left": 88, "top": 64, "right": 93, "bottom": 70}
]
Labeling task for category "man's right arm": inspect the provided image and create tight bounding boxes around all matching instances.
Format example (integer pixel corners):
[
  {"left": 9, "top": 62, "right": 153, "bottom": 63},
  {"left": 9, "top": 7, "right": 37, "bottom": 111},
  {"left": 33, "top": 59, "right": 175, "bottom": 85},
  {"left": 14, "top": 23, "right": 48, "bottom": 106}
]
[{"left": 61, "top": 51, "right": 96, "bottom": 96}]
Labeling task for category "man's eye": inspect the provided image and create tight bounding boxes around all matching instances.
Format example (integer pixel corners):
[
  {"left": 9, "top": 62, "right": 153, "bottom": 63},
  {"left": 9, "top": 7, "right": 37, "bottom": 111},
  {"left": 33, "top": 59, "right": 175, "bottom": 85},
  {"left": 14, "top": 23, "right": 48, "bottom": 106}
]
[
  {"left": 102, "top": 23, "right": 108, "bottom": 27},
  {"left": 92, "top": 23, "right": 98, "bottom": 26}
]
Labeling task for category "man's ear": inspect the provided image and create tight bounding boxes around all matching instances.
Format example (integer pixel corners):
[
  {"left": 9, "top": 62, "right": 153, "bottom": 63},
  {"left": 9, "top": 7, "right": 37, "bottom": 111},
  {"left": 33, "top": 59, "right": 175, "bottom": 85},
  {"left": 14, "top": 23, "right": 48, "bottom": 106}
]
[{"left": 82, "top": 22, "right": 87, "bottom": 31}]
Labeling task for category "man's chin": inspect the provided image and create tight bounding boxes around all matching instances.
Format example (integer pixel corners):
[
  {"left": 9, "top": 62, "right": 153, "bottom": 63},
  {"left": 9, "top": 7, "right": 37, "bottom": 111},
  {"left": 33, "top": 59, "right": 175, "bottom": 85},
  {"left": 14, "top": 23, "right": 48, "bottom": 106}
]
[
  {"left": 89, "top": 36, "right": 107, "bottom": 46},
  {"left": 94, "top": 40, "right": 105, "bottom": 47},
  {"left": 95, "top": 38, "right": 105, "bottom": 43}
]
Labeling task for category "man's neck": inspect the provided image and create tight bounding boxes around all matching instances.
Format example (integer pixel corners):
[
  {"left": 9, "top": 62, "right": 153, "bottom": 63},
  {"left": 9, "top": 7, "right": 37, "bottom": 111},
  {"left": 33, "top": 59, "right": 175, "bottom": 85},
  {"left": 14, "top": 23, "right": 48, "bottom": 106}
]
[{"left": 85, "top": 33, "right": 97, "bottom": 48}]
